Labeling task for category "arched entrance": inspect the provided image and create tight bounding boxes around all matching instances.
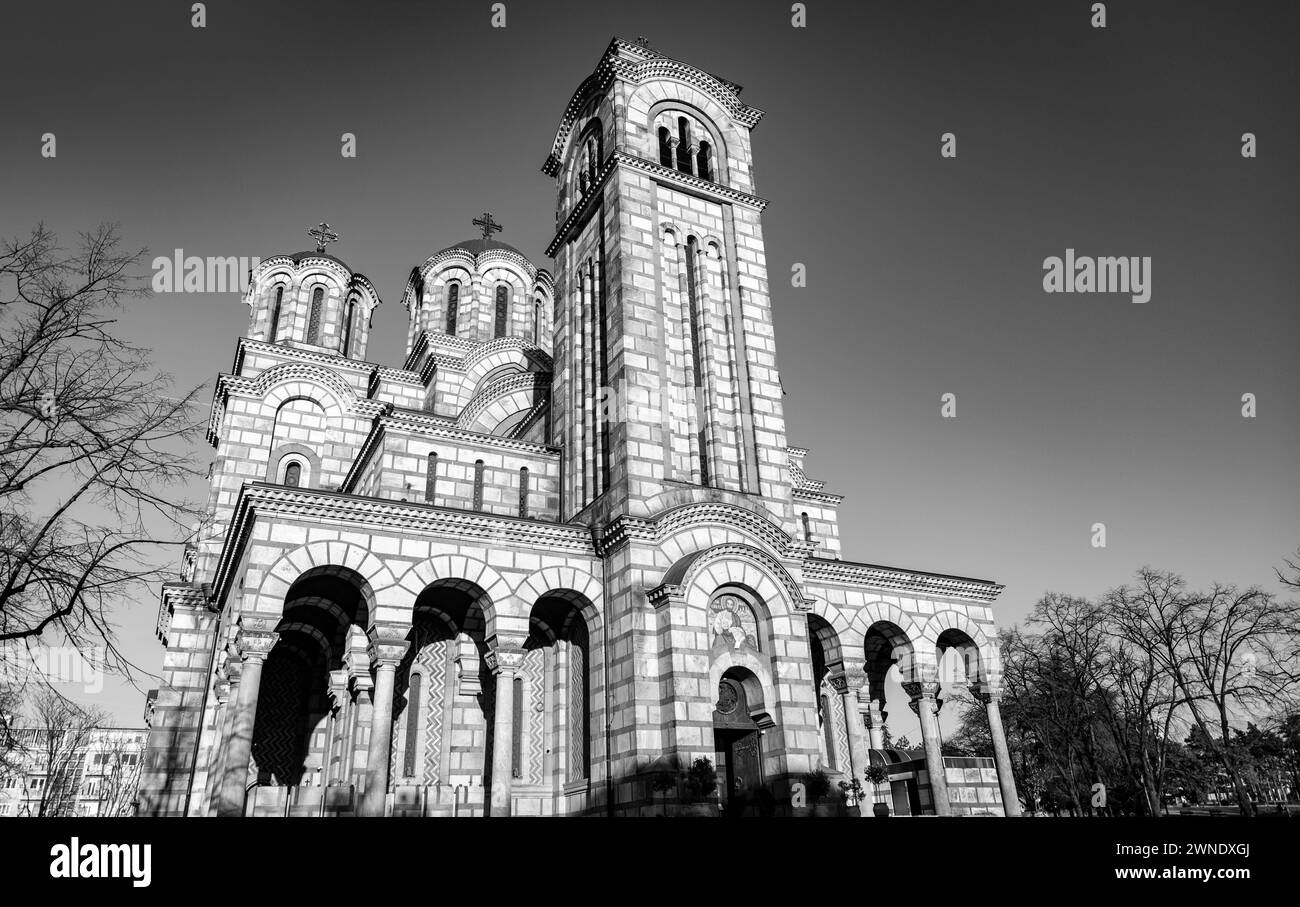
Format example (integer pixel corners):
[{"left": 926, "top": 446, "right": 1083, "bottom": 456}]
[{"left": 713, "top": 667, "right": 768, "bottom": 816}]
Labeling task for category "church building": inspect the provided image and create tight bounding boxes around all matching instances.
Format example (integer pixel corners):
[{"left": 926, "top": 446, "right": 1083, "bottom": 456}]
[{"left": 139, "top": 37, "right": 1019, "bottom": 817}]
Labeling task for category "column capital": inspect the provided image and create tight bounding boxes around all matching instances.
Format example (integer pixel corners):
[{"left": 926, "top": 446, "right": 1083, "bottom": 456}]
[
  {"left": 902, "top": 680, "right": 941, "bottom": 705},
  {"left": 213, "top": 678, "right": 231, "bottom": 705},
  {"left": 970, "top": 682, "right": 1003, "bottom": 705},
  {"left": 825, "top": 673, "right": 849, "bottom": 694},
  {"left": 485, "top": 644, "right": 527, "bottom": 675},
  {"left": 327, "top": 669, "right": 350, "bottom": 712},
  {"left": 235, "top": 616, "right": 278, "bottom": 662},
  {"left": 840, "top": 660, "right": 868, "bottom": 688},
  {"left": 367, "top": 623, "right": 408, "bottom": 668}
]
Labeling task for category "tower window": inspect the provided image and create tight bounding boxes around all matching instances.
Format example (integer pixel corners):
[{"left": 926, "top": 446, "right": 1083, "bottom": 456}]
[
  {"left": 532, "top": 300, "right": 541, "bottom": 344},
  {"left": 424, "top": 452, "right": 437, "bottom": 503},
  {"left": 802, "top": 512, "right": 813, "bottom": 543},
  {"left": 445, "top": 282, "right": 460, "bottom": 335},
  {"left": 307, "top": 286, "right": 324, "bottom": 344},
  {"left": 658, "top": 126, "right": 673, "bottom": 167},
  {"left": 676, "top": 117, "right": 693, "bottom": 175},
  {"left": 268, "top": 286, "right": 283, "bottom": 343},
  {"left": 283, "top": 461, "right": 302, "bottom": 488},
  {"left": 494, "top": 285, "right": 509, "bottom": 338},
  {"left": 518, "top": 467, "right": 529, "bottom": 518},
  {"left": 697, "top": 141, "right": 712, "bottom": 181},
  {"left": 472, "top": 459, "right": 485, "bottom": 510}
]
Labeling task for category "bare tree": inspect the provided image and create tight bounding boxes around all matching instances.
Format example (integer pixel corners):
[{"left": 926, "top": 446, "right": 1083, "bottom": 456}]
[
  {"left": 1106, "top": 567, "right": 1300, "bottom": 817},
  {"left": 0, "top": 224, "right": 203, "bottom": 674},
  {"left": 26, "top": 687, "right": 105, "bottom": 816}
]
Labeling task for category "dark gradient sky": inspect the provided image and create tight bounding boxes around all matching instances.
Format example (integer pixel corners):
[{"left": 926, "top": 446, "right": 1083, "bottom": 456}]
[{"left": 3, "top": 0, "right": 1297, "bottom": 731}]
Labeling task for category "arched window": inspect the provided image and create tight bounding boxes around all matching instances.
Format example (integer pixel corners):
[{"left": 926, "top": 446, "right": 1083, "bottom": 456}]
[
  {"left": 283, "top": 461, "right": 302, "bottom": 487},
  {"left": 445, "top": 282, "right": 460, "bottom": 335},
  {"left": 472, "top": 459, "right": 485, "bottom": 510},
  {"left": 684, "top": 235, "right": 708, "bottom": 485},
  {"left": 697, "top": 140, "right": 712, "bottom": 181},
  {"left": 403, "top": 672, "right": 422, "bottom": 777},
  {"left": 802, "top": 512, "right": 812, "bottom": 543},
  {"left": 658, "top": 126, "right": 673, "bottom": 167},
  {"left": 306, "top": 286, "right": 324, "bottom": 344},
  {"left": 518, "top": 467, "right": 529, "bottom": 517},
  {"left": 586, "top": 137, "right": 599, "bottom": 184},
  {"left": 268, "top": 286, "right": 283, "bottom": 343},
  {"left": 341, "top": 298, "right": 356, "bottom": 357},
  {"left": 676, "top": 117, "right": 693, "bottom": 175},
  {"left": 494, "top": 285, "right": 509, "bottom": 338},
  {"left": 424, "top": 452, "right": 437, "bottom": 503},
  {"left": 532, "top": 300, "right": 541, "bottom": 344}
]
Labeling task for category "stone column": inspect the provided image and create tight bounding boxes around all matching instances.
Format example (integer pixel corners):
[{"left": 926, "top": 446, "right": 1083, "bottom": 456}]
[
  {"left": 325, "top": 669, "right": 349, "bottom": 788},
  {"left": 203, "top": 673, "right": 232, "bottom": 813},
  {"left": 974, "top": 683, "right": 1022, "bottom": 816},
  {"left": 863, "top": 697, "right": 885, "bottom": 750},
  {"left": 904, "top": 681, "right": 951, "bottom": 817},
  {"left": 487, "top": 642, "right": 526, "bottom": 817},
  {"left": 834, "top": 664, "right": 872, "bottom": 815},
  {"left": 359, "top": 630, "right": 407, "bottom": 817},
  {"left": 345, "top": 674, "right": 373, "bottom": 787},
  {"left": 215, "top": 618, "right": 278, "bottom": 817}
]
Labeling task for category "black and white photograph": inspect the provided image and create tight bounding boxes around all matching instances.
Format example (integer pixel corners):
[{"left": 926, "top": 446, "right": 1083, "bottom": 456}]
[{"left": 0, "top": 0, "right": 1295, "bottom": 892}]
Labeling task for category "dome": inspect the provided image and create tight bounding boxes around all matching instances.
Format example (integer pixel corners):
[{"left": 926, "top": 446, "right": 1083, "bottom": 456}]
[
  {"left": 434, "top": 238, "right": 530, "bottom": 259},
  {"left": 285, "top": 250, "right": 351, "bottom": 269}
]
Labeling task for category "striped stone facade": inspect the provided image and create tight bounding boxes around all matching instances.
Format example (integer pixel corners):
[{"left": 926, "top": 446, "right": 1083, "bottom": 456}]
[{"left": 138, "top": 37, "right": 1018, "bottom": 818}]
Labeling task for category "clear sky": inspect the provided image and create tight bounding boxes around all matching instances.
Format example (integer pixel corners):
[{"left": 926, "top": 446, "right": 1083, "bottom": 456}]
[{"left": 2, "top": 0, "right": 1296, "bottom": 741}]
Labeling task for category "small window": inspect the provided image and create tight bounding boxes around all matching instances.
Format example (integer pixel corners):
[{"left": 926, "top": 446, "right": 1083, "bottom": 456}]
[
  {"left": 697, "top": 141, "right": 712, "bottom": 181},
  {"left": 403, "top": 672, "right": 422, "bottom": 777},
  {"left": 658, "top": 126, "right": 673, "bottom": 166},
  {"left": 532, "top": 300, "right": 541, "bottom": 344},
  {"left": 511, "top": 676, "right": 524, "bottom": 779},
  {"left": 284, "top": 461, "right": 302, "bottom": 487},
  {"left": 802, "top": 512, "right": 812, "bottom": 543},
  {"left": 306, "top": 286, "right": 324, "bottom": 344},
  {"left": 676, "top": 117, "right": 693, "bottom": 174},
  {"left": 341, "top": 298, "right": 356, "bottom": 357},
  {"left": 424, "top": 452, "right": 437, "bottom": 503},
  {"left": 472, "top": 459, "right": 485, "bottom": 510},
  {"left": 494, "top": 285, "right": 509, "bottom": 338},
  {"left": 518, "top": 467, "right": 529, "bottom": 518},
  {"left": 268, "top": 286, "right": 283, "bottom": 343},
  {"left": 445, "top": 283, "right": 460, "bottom": 335}
]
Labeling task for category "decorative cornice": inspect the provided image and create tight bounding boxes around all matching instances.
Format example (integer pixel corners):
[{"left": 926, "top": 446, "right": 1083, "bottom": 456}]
[
  {"left": 613, "top": 152, "right": 768, "bottom": 209},
  {"left": 792, "top": 488, "right": 843, "bottom": 506},
  {"left": 210, "top": 483, "right": 595, "bottom": 609},
  {"left": 646, "top": 583, "right": 684, "bottom": 610},
  {"left": 596, "top": 499, "right": 792, "bottom": 560},
  {"left": 802, "top": 558, "right": 1004, "bottom": 603},
  {"left": 545, "top": 152, "right": 768, "bottom": 256}
]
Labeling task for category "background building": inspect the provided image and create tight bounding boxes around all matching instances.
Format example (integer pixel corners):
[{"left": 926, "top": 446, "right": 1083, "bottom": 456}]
[{"left": 0, "top": 726, "right": 147, "bottom": 818}]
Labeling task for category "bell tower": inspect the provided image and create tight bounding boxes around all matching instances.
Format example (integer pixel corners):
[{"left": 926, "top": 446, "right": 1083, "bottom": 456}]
[{"left": 544, "top": 37, "right": 794, "bottom": 529}]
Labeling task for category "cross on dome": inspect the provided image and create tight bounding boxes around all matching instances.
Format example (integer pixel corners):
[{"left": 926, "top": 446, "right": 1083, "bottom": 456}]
[
  {"left": 472, "top": 212, "right": 503, "bottom": 243},
  {"left": 308, "top": 222, "right": 340, "bottom": 253}
]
